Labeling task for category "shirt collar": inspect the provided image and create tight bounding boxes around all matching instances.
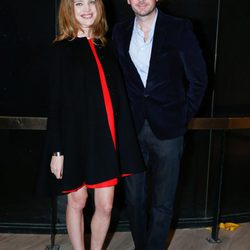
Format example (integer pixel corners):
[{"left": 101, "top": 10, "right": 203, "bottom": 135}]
[{"left": 133, "top": 8, "right": 158, "bottom": 44}]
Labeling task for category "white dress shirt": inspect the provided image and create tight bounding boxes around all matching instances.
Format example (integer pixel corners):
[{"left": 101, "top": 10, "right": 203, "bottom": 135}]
[{"left": 129, "top": 9, "right": 158, "bottom": 88}]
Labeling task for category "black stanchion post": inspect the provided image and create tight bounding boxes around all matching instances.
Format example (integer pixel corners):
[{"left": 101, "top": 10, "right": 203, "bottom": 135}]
[
  {"left": 45, "top": 196, "right": 60, "bottom": 250},
  {"left": 207, "top": 130, "right": 226, "bottom": 243}
]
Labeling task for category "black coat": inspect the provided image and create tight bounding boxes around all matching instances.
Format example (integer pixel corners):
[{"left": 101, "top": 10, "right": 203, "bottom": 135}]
[
  {"left": 37, "top": 38, "right": 144, "bottom": 196},
  {"left": 113, "top": 10, "right": 208, "bottom": 139}
]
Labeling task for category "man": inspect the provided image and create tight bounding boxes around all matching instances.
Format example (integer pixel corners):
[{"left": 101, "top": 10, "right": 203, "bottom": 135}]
[{"left": 112, "top": 0, "right": 207, "bottom": 249}]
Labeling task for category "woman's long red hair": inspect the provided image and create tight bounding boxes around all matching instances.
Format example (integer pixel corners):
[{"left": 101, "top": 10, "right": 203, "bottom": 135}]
[{"left": 55, "top": 0, "right": 108, "bottom": 45}]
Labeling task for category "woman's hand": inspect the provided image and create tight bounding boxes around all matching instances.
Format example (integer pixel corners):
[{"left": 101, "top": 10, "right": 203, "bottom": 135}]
[{"left": 50, "top": 155, "right": 64, "bottom": 179}]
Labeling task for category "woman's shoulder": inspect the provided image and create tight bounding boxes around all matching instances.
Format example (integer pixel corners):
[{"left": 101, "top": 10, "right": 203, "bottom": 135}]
[
  {"left": 48, "top": 40, "right": 69, "bottom": 57},
  {"left": 49, "top": 39, "right": 80, "bottom": 63},
  {"left": 50, "top": 38, "right": 74, "bottom": 49},
  {"left": 49, "top": 38, "right": 89, "bottom": 58}
]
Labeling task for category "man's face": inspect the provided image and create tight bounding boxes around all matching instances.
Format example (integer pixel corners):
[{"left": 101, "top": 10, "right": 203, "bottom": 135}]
[{"left": 127, "top": 0, "right": 158, "bottom": 17}]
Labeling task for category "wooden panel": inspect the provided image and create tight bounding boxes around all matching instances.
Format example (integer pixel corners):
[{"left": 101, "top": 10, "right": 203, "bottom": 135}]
[
  {"left": 0, "top": 222, "right": 250, "bottom": 249},
  {"left": 0, "top": 116, "right": 47, "bottom": 130},
  {"left": 1, "top": 116, "right": 250, "bottom": 130},
  {"left": 188, "top": 117, "right": 250, "bottom": 129}
]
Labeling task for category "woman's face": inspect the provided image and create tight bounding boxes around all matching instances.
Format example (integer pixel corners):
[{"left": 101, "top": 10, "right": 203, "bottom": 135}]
[{"left": 74, "top": 0, "right": 97, "bottom": 30}]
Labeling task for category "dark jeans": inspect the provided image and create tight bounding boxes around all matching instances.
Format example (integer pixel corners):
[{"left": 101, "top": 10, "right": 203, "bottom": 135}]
[{"left": 125, "top": 121, "right": 183, "bottom": 250}]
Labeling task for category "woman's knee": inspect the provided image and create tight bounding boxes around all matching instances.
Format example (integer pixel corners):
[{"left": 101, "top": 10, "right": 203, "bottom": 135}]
[
  {"left": 96, "top": 201, "right": 113, "bottom": 216},
  {"left": 94, "top": 187, "right": 114, "bottom": 216},
  {"left": 67, "top": 187, "right": 88, "bottom": 210}
]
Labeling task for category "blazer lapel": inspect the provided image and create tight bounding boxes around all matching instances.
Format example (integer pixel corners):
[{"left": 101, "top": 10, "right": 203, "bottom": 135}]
[
  {"left": 123, "top": 20, "right": 145, "bottom": 89},
  {"left": 147, "top": 10, "right": 168, "bottom": 88}
]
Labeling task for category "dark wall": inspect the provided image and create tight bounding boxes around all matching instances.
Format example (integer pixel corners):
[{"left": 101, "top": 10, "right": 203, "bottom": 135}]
[
  {"left": 214, "top": 0, "right": 250, "bottom": 115},
  {"left": 0, "top": 0, "right": 55, "bottom": 116},
  {"left": 0, "top": 0, "right": 250, "bottom": 233},
  {"left": 209, "top": 0, "right": 250, "bottom": 222}
]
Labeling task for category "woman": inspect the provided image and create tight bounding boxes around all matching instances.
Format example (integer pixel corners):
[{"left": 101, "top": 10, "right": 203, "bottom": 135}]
[{"left": 41, "top": 0, "right": 144, "bottom": 249}]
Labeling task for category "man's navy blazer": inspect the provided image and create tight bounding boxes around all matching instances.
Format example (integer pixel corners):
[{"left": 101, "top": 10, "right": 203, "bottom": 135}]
[{"left": 113, "top": 10, "right": 207, "bottom": 139}]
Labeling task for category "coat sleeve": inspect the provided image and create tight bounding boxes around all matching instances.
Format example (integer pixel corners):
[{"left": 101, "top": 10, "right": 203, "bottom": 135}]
[
  {"left": 178, "top": 20, "right": 208, "bottom": 120},
  {"left": 116, "top": 71, "right": 145, "bottom": 173},
  {"left": 46, "top": 43, "right": 64, "bottom": 153}
]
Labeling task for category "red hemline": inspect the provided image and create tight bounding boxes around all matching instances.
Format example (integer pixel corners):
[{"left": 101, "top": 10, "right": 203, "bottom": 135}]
[{"left": 62, "top": 173, "right": 132, "bottom": 194}]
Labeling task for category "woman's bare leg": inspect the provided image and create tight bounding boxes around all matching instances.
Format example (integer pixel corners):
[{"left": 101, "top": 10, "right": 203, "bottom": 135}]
[
  {"left": 90, "top": 186, "right": 114, "bottom": 250},
  {"left": 66, "top": 186, "right": 88, "bottom": 250}
]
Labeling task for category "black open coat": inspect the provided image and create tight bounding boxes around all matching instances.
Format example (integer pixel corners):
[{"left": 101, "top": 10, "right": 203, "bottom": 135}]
[{"left": 37, "top": 38, "right": 144, "bottom": 196}]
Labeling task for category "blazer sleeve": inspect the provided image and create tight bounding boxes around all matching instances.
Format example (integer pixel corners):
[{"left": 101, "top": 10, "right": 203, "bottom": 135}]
[
  {"left": 178, "top": 20, "right": 208, "bottom": 120},
  {"left": 46, "top": 43, "right": 64, "bottom": 153}
]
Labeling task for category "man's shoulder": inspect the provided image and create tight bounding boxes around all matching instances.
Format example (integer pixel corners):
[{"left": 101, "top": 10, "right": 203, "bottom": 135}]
[
  {"left": 112, "top": 18, "right": 134, "bottom": 42},
  {"left": 113, "top": 18, "right": 133, "bottom": 32},
  {"left": 157, "top": 10, "right": 189, "bottom": 28}
]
